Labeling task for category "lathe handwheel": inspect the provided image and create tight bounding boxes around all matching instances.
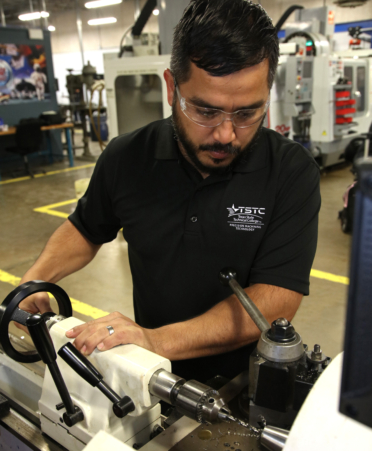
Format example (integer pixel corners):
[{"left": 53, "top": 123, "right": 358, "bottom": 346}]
[{"left": 0, "top": 281, "right": 73, "bottom": 363}]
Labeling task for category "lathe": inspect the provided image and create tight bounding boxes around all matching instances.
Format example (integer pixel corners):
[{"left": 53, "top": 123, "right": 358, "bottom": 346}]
[
  {"left": 0, "top": 267, "right": 333, "bottom": 451},
  {"left": 0, "top": 158, "right": 372, "bottom": 451},
  {"left": 2, "top": 160, "right": 372, "bottom": 450}
]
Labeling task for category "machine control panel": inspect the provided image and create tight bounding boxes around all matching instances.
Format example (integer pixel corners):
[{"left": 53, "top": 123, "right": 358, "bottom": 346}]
[
  {"left": 284, "top": 56, "right": 315, "bottom": 118},
  {"left": 294, "top": 59, "right": 313, "bottom": 102},
  {"left": 285, "top": 56, "right": 313, "bottom": 104}
]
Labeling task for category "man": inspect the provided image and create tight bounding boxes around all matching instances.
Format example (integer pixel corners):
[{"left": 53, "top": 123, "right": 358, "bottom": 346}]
[
  {"left": 30, "top": 63, "right": 47, "bottom": 100},
  {"left": 19, "top": 0, "right": 320, "bottom": 383}
]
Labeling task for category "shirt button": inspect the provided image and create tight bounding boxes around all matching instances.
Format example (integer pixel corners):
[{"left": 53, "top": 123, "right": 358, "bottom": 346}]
[{"left": 190, "top": 216, "right": 198, "bottom": 223}]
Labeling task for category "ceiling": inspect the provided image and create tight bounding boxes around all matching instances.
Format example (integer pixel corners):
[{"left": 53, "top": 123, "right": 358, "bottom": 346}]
[{"left": 0, "top": 0, "right": 89, "bottom": 25}]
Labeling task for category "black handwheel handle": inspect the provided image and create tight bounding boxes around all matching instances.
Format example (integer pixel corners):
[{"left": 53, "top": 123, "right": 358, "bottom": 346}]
[{"left": 0, "top": 281, "right": 73, "bottom": 363}]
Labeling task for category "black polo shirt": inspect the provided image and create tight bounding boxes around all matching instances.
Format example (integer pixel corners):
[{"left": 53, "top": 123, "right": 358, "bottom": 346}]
[{"left": 69, "top": 118, "right": 320, "bottom": 383}]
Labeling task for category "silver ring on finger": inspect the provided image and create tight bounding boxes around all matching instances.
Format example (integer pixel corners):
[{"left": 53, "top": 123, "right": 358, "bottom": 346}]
[{"left": 106, "top": 325, "right": 115, "bottom": 336}]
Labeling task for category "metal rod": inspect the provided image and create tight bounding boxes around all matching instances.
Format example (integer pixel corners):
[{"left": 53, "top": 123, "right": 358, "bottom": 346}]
[
  {"left": 97, "top": 381, "right": 121, "bottom": 404},
  {"left": 0, "top": 1, "right": 6, "bottom": 27},
  {"left": 41, "top": 0, "right": 48, "bottom": 27},
  {"left": 29, "top": 0, "right": 36, "bottom": 27},
  {"left": 228, "top": 279, "right": 271, "bottom": 332},
  {"left": 134, "top": 0, "right": 141, "bottom": 21},
  {"left": 75, "top": 0, "right": 85, "bottom": 68},
  {"left": 364, "top": 136, "right": 369, "bottom": 159}
]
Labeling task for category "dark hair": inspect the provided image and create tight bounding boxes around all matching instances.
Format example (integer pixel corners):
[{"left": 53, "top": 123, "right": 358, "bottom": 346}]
[{"left": 170, "top": 0, "right": 279, "bottom": 88}]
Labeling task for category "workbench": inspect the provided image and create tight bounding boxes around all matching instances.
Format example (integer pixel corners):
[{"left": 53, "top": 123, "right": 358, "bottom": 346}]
[{"left": 0, "top": 122, "right": 74, "bottom": 181}]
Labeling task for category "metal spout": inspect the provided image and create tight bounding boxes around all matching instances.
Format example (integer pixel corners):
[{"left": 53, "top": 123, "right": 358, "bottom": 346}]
[{"left": 260, "top": 425, "right": 289, "bottom": 451}]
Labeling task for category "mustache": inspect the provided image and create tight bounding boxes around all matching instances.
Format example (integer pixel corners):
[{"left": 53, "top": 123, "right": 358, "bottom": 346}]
[{"left": 199, "top": 142, "right": 241, "bottom": 155}]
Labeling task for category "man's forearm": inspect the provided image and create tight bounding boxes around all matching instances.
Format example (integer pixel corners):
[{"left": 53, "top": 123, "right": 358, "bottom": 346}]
[
  {"left": 154, "top": 284, "right": 303, "bottom": 361},
  {"left": 21, "top": 220, "right": 101, "bottom": 284},
  {"left": 66, "top": 284, "right": 303, "bottom": 361}
]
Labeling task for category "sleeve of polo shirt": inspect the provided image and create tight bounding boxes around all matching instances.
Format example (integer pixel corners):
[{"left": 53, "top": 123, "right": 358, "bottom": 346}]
[
  {"left": 68, "top": 138, "right": 121, "bottom": 245},
  {"left": 248, "top": 150, "right": 321, "bottom": 296}
]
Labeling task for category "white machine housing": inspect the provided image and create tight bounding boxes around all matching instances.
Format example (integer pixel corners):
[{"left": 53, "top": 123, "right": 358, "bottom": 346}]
[
  {"left": 104, "top": 54, "right": 171, "bottom": 139},
  {"left": 268, "top": 6, "right": 372, "bottom": 167},
  {"left": 39, "top": 317, "right": 171, "bottom": 450},
  {"left": 269, "top": 49, "right": 372, "bottom": 167}
]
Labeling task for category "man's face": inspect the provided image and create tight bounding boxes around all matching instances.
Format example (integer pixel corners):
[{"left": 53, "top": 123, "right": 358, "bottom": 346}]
[{"left": 165, "top": 60, "right": 270, "bottom": 177}]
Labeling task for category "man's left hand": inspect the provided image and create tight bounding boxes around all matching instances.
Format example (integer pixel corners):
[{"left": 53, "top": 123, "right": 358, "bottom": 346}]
[{"left": 65, "top": 312, "right": 160, "bottom": 355}]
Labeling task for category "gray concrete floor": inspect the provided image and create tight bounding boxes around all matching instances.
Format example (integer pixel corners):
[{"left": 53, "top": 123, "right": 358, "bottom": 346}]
[{"left": 0, "top": 136, "right": 354, "bottom": 364}]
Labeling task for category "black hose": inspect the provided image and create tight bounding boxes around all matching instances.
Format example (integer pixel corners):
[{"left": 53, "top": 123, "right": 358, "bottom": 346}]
[
  {"left": 118, "top": 0, "right": 158, "bottom": 58},
  {"left": 275, "top": 5, "right": 304, "bottom": 32},
  {"left": 132, "top": 0, "right": 158, "bottom": 37}
]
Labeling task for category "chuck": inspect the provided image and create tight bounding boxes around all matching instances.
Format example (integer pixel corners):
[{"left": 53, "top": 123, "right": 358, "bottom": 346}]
[{"left": 149, "top": 369, "right": 230, "bottom": 424}]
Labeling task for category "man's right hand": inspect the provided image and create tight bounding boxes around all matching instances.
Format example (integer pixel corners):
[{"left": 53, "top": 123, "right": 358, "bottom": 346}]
[
  {"left": 18, "top": 291, "right": 54, "bottom": 315},
  {"left": 14, "top": 291, "right": 53, "bottom": 332}
]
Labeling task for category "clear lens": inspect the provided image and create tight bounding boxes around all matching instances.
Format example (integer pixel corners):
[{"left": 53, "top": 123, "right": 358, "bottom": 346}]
[
  {"left": 176, "top": 86, "right": 268, "bottom": 129},
  {"left": 185, "top": 103, "right": 266, "bottom": 128}
]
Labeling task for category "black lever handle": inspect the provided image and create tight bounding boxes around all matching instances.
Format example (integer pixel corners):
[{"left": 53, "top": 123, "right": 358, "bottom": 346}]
[
  {"left": 58, "top": 341, "right": 102, "bottom": 386},
  {"left": 59, "top": 343, "right": 135, "bottom": 418},
  {"left": 26, "top": 314, "right": 84, "bottom": 427},
  {"left": 26, "top": 314, "right": 57, "bottom": 364}
]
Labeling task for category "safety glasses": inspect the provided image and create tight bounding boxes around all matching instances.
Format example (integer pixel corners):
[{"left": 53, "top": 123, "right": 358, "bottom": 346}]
[{"left": 175, "top": 83, "right": 269, "bottom": 129}]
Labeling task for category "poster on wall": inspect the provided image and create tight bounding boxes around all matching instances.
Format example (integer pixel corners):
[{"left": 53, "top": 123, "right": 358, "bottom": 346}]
[{"left": 0, "top": 43, "right": 50, "bottom": 104}]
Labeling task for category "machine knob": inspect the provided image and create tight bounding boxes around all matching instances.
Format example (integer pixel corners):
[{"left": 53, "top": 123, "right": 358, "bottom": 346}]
[
  {"left": 218, "top": 268, "right": 238, "bottom": 286},
  {"left": 113, "top": 396, "right": 136, "bottom": 418},
  {"left": 267, "top": 318, "right": 296, "bottom": 343}
]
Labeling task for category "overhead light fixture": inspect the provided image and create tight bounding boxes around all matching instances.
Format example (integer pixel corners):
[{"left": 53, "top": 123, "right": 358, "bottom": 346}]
[
  {"left": 88, "top": 17, "right": 117, "bottom": 25},
  {"left": 153, "top": 8, "right": 159, "bottom": 16},
  {"left": 333, "top": 0, "right": 368, "bottom": 6},
  {"left": 19, "top": 11, "right": 50, "bottom": 21},
  {"left": 85, "top": 0, "right": 122, "bottom": 8},
  {"left": 48, "top": 25, "right": 56, "bottom": 32}
]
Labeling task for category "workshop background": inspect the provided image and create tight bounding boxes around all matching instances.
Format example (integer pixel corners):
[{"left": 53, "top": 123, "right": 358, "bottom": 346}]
[{"left": 0, "top": 0, "right": 371, "bottom": 370}]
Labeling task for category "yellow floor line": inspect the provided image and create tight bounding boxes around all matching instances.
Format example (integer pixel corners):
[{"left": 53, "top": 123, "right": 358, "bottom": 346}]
[
  {"left": 34, "top": 199, "right": 77, "bottom": 219},
  {"left": 0, "top": 164, "right": 95, "bottom": 186},
  {"left": 1, "top": 264, "right": 349, "bottom": 321},
  {"left": 310, "top": 269, "right": 349, "bottom": 285},
  {"left": 0, "top": 269, "right": 109, "bottom": 319}
]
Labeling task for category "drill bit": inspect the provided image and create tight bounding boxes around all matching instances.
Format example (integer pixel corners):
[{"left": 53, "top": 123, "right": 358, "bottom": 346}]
[{"left": 218, "top": 409, "right": 261, "bottom": 438}]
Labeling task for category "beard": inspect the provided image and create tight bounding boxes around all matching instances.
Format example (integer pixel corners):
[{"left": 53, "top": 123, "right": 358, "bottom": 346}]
[{"left": 171, "top": 102, "right": 264, "bottom": 176}]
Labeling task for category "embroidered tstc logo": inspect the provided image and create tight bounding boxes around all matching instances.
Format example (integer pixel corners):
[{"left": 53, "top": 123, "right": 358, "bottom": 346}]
[{"left": 227, "top": 204, "right": 265, "bottom": 232}]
